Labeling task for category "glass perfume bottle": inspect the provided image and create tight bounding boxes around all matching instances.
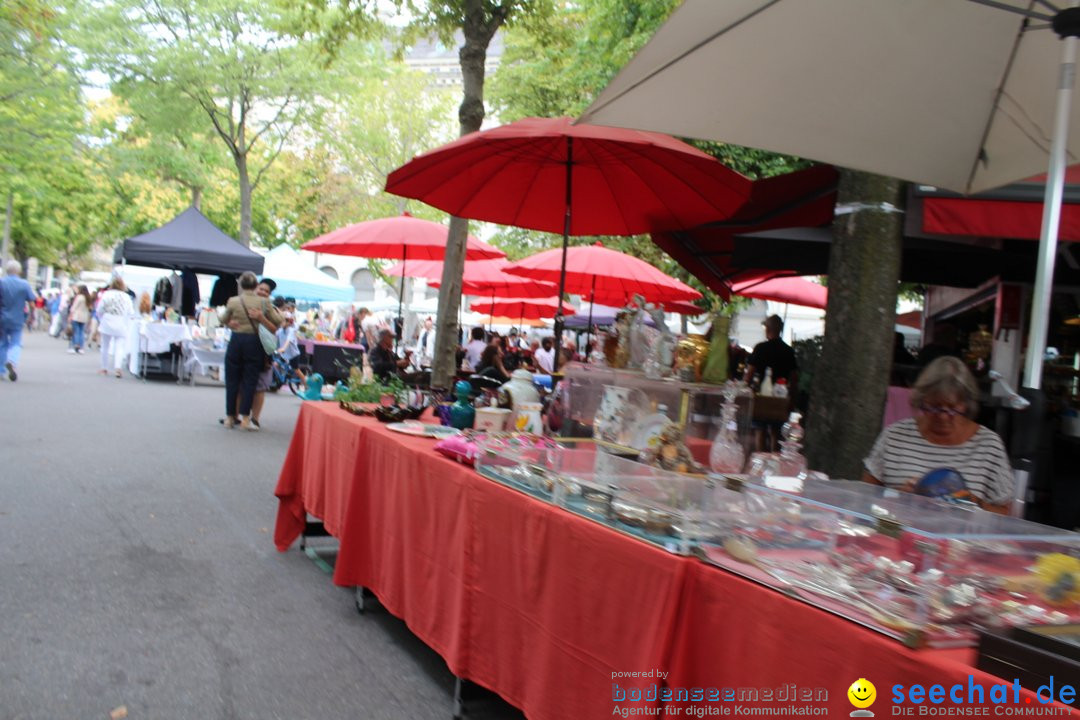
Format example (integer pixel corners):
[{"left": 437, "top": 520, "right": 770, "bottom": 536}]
[
  {"left": 774, "top": 412, "right": 807, "bottom": 478},
  {"left": 709, "top": 397, "right": 746, "bottom": 474}
]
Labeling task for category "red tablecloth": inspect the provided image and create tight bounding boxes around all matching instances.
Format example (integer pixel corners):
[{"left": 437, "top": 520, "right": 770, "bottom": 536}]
[
  {"left": 274, "top": 403, "right": 1079, "bottom": 719},
  {"left": 667, "top": 561, "right": 1077, "bottom": 716}
]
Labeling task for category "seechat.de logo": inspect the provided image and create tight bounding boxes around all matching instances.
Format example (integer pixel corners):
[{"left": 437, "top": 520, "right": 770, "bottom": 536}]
[{"left": 849, "top": 678, "right": 877, "bottom": 718}]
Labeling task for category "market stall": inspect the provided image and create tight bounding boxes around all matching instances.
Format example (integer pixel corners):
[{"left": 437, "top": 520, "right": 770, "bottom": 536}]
[
  {"left": 113, "top": 207, "right": 265, "bottom": 380},
  {"left": 274, "top": 402, "right": 1080, "bottom": 719}
]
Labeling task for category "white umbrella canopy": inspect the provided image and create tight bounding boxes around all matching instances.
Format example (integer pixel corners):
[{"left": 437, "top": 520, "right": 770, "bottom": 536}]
[
  {"left": 580, "top": 0, "right": 1080, "bottom": 389},
  {"left": 581, "top": 0, "right": 1078, "bottom": 195}
]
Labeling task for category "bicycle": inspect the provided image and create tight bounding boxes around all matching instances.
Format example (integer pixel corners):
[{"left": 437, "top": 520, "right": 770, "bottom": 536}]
[{"left": 268, "top": 352, "right": 310, "bottom": 396}]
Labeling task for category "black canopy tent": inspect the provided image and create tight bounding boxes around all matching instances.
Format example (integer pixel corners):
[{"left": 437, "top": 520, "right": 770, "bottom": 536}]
[{"left": 113, "top": 206, "right": 264, "bottom": 275}]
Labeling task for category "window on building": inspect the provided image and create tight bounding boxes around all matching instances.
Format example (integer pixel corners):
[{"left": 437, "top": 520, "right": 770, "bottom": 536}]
[
  {"left": 319, "top": 266, "right": 338, "bottom": 280},
  {"left": 351, "top": 268, "right": 375, "bottom": 302}
]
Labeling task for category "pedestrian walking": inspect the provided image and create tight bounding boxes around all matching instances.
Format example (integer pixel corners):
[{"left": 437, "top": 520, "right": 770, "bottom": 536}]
[
  {"left": 0, "top": 259, "right": 38, "bottom": 382},
  {"left": 67, "top": 285, "right": 91, "bottom": 354},
  {"left": 97, "top": 276, "right": 134, "bottom": 378}
]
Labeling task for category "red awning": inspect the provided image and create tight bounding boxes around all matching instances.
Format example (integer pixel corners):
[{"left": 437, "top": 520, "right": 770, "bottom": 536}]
[{"left": 918, "top": 164, "right": 1080, "bottom": 241}]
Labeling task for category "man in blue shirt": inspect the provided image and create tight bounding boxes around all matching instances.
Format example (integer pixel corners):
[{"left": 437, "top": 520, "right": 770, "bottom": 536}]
[{"left": 0, "top": 260, "right": 39, "bottom": 382}]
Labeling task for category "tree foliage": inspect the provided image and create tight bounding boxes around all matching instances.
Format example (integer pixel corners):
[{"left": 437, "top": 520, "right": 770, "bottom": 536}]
[{"left": 75, "top": 0, "right": 352, "bottom": 245}]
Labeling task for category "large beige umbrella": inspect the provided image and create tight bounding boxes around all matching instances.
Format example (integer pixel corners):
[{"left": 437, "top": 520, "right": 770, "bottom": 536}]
[{"left": 579, "top": 0, "right": 1080, "bottom": 390}]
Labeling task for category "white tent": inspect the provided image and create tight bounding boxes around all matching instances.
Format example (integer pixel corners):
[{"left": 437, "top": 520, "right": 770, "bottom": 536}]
[{"left": 261, "top": 245, "right": 354, "bottom": 303}]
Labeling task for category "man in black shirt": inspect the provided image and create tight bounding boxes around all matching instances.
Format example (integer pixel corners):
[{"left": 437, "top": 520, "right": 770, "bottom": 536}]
[
  {"left": 744, "top": 314, "right": 798, "bottom": 390},
  {"left": 368, "top": 329, "right": 410, "bottom": 382}
]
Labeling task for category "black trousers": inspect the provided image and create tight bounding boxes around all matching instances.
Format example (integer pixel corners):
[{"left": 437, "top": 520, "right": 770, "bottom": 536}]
[{"left": 225, "top": 333, "right": 264, "bottom": 417}]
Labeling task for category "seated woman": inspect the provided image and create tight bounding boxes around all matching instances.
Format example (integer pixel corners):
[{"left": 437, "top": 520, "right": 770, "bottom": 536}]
[
  {"left": 862, "top": 356, "right": 1014, "bottom": 513},
  {"left": 475, "top": 343, "right": 510, "bottom": 383}
]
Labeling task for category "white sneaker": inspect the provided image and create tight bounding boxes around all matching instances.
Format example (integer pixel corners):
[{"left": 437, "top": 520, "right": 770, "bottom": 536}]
[{"left": 67, "top": 348, "right": 76, "bottom": 354}]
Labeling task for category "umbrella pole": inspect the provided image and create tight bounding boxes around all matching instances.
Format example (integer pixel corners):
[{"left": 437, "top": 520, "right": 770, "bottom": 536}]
[
  {"left": 1024, "top": 30, "right": 1078, "bottom": 391},
  {"left": 1012, "top": 24, "right": 1080, "bottom": 518},
  {"left": 585, "top": 274, "right": 596, "bottom": 363},
  {"left": 553, "top": 136, "right": 574, "bottom": 374},
  {"left": 396, "top": 247, "right": 406, "bottom": 353}
]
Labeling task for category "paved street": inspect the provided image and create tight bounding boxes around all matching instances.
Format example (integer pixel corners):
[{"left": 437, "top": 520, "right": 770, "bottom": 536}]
[{"left": 0, "top": 331, "right": 522, "bottom": 720}]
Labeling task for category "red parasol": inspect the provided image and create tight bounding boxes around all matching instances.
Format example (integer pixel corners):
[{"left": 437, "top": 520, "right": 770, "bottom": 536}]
[
  {"left": 660, "top": 300, "right": 708, "bottom": 315},
  {"left": 731, "top": 274, "right": 827, "bottom": 309},
  {"left": 506, "top": 242, "right": 701, "bottom": 304},
  {"left": 387, "top": 258, "right": 559, "bottom": 299},
  {"left": 469, "top": 297, "right": 576, "bottom": 320},
  {"left": 386, "top": 116, "right": 750, "bottom": 368},
  {"left": 301, "top": 212, "right": 503, "bottom": 261},
  {"left": 301, "top": 212, "right": 504, "bottom": 346},
  {"left": 507, "top": 242, "right": 700, "bottom": 351}
]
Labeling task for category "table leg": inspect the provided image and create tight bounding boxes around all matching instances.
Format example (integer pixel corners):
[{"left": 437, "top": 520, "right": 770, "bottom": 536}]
[
  {"left": 354, "top": 586, "right": 376, "bottom": 615},
  {"left": 452, "top": 675, "right": 465, "bottom": 720},
  {"left": 299, "top": 519, "right": 330, "bottom": 551}
]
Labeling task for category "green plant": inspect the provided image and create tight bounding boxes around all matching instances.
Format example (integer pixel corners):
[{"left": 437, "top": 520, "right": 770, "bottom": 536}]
[{"left": 336, "top": 371, "right": 407, "bottom": 404}]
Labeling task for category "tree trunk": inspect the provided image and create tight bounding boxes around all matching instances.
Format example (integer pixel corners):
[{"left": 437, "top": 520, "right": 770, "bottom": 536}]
[
  {"left": 191, "top": 185, "right": 202, "bottom": 210},
  {"left": 430, "top": 6, "right": 496, "bottom": 389},
  {"left": 236, "top": 152, "right": 252, "bottom": 247},
  {"left": 1, "top": 190, "right": 12, "bottom": 264},
  {"left": 805, "top": 169, "right": 904, "bottom": 480}
]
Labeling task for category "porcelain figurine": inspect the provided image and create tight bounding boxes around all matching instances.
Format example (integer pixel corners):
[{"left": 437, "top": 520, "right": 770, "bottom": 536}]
[{"left": 498, "top": 368, "right": 540, "bottom": 415}]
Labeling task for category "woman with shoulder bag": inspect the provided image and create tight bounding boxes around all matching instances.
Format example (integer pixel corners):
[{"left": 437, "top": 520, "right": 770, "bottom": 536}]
[{"left": 220, "top": 272, "right": 282, "bottom": 431}]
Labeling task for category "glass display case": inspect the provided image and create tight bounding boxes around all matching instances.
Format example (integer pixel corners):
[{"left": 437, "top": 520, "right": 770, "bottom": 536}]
[
  {"left": 698, "top": 476, "right": 1080, "bottom": 648},
  {"left": 474, "top": 436, "right": 735, "bottom": 554},
  {"left": 473, "top": 434, "right": 1080, "bottom": 648},
  {"left": 551, "top": 362, "right": 754, "bottom": 467}
]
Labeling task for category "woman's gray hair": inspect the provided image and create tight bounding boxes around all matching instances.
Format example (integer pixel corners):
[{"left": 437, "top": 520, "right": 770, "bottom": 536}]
[
  {"left": 910, "top": 356, "right": 979, "bottom": 418},
  {"left": 238, "top": 271, "right": 258, "bottom": 290}
]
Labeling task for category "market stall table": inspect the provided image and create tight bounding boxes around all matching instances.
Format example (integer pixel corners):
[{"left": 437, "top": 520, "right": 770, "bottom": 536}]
[
  {"left": 273, "top": 403, "right": 1079, "bottom": 719},
  {"left": 126, "top": 320, "right": 191, "bottom": 377},
  {"left": 179, "top": 339, "right": 225, "bottom": 385}
]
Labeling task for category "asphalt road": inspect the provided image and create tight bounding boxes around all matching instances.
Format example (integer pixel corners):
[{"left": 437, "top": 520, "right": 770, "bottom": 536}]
[{"left": 0, "top": 331, "right": 522, "bottom": 720}]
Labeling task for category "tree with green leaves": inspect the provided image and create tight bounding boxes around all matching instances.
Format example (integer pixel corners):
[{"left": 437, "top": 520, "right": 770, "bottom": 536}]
[
  {"left": 1, "top": 0, "right": 84, "bottom": 264},
  {"left": 303, "top": 0, "right": 557, "bottom": 387},
  {"left": 76, "top": 0, "right": 347, "bottom": 246}
]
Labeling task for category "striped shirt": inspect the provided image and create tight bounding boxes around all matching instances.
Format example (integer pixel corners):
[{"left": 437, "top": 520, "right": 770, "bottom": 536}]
[{"left": 863, "top": 418, "right": 1014, "bottom": 505}]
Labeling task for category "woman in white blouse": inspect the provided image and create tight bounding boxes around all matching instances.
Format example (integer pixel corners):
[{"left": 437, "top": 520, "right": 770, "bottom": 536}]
[
  {"left": 863, "top": 356, "right": 1014, "bottom": 513},
  {"left": 97, "top": 276, "right": 134, "bottom": 377}
]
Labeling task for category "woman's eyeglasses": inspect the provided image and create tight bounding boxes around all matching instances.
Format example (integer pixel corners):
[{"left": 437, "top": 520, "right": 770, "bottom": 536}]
[{"left": 917, "top": 405, "right": 965, "bottom": 418}]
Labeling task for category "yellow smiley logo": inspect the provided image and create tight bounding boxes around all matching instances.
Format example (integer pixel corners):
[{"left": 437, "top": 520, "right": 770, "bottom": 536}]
[{"left": 848, "top": 678, "right": 876, "bottom": 709}]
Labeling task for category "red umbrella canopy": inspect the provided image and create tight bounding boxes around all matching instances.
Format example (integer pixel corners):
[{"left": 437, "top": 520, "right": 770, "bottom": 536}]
[
  {"left": 300, "top": 212, "right": 505, "bottom": 261},
  {"left": 385, "top": 117, "right": 751, "bottom": 236},
  {"left": 507, "top": 242, "right": 702, "bottom": 304},
  {"left": 470, "top": 297, "right": 576, "bottom": 320},
  {"left": 660, "top": 300, "right": 708, "bottom": 315},
  {"left": 731, "top": 274, "right": 826, "bottom": 309},
  {"left": 386, "top": 258, "right": 559, "bottom": 299}
]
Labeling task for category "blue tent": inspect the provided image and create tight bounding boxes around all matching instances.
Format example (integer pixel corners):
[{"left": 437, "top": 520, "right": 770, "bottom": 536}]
[{"left": 260, "top": 245, "right": 354, "bottom": 303}]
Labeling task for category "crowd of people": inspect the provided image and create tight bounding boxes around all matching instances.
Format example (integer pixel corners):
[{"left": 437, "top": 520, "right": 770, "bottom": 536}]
[{"left": 0, "top": 262, "right": 144, "bottom": 381}]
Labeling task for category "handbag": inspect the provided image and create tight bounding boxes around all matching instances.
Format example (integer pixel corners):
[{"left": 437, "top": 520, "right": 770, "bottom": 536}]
[{"left": 242, "top": 297, "right": 278, "bottom": 355}]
